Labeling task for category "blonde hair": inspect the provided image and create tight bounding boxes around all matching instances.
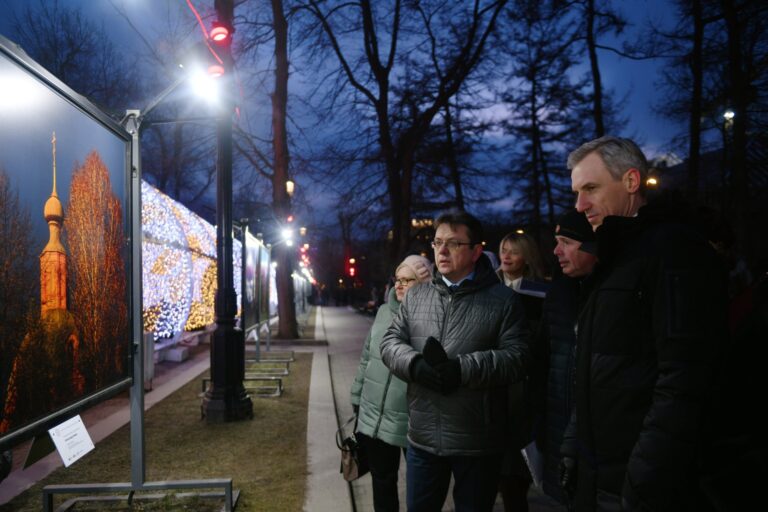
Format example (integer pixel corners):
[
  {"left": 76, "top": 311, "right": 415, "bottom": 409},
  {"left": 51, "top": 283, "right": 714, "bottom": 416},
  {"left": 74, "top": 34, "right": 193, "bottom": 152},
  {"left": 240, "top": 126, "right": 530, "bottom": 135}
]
[{"left": 499, "top": 233, "right": 546, "bottom": 280}]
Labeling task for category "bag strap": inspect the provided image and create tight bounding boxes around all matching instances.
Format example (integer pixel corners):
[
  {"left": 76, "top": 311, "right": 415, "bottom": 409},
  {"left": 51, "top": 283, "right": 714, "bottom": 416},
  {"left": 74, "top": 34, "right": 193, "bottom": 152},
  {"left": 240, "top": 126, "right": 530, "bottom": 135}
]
[{"left": 335, "top": 415, "right": 357, "bottom": 450}]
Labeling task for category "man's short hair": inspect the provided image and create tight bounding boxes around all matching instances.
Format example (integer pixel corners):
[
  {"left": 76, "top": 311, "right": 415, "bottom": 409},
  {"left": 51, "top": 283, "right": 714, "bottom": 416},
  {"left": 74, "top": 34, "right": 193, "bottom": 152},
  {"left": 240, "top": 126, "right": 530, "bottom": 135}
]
[
  {"left": 434, "top": 209, "right": 484, "bottom": 245},
  {"left": 567, "top": 136, "right": 649, "bottom": 194}
]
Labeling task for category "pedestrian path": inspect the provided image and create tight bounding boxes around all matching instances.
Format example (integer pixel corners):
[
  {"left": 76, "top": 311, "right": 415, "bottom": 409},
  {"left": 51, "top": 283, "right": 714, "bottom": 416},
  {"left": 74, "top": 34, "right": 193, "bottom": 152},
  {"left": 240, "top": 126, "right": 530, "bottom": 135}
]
[
  {"left": 322, "top": 306, "right": 383, "bottom": 511},
  {"left": 301, "top": 306, "right": 352, "bottom": 512}
]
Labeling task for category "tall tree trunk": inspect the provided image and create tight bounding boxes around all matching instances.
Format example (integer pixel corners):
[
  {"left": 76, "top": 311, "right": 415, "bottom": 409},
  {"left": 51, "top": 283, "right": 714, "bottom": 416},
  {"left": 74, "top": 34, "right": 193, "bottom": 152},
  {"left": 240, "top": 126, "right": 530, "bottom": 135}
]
[
  {"left": 536, "top": 137, "right": 556, "bottom": 228},
  {"left": 271, "top": 0, "right": 298, "bottom": 338},
  {"left": 530, "top": 84, "right": 542, "bottom": 232},
  {"left": 385, "top": 157, "right": 403, "bottom": 263},
  {"left": 687, "top": 0, "right": 703, "bottom": 200},
  {"left": 721, "top": 0, "right": 748, "bottom": 254},
  {"left": 586, "top": 0, "right": 605, "bottom": 137},
  {"left": 397, "top": 151, "right": 415, "bottom": 259},
  {"left": 443, "top": 103, "right": 465, "bottom": 209}
]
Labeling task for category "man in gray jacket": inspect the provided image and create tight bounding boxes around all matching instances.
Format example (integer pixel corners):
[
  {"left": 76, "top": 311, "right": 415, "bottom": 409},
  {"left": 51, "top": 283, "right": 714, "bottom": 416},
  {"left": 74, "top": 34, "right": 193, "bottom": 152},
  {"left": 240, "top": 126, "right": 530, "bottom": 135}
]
[{"left": 381, "top": 210, "right": 530, "bottom": 512}]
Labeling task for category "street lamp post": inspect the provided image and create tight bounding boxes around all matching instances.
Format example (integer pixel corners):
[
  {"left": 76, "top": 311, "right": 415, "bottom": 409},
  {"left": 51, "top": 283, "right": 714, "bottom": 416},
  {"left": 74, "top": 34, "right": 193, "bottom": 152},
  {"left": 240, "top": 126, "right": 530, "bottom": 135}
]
[
  {"left": 201, "top": 0, "right": 253, "bottom": 422},
  {"left": 721, "top": 109, "right": 735, "bottom": 201}
]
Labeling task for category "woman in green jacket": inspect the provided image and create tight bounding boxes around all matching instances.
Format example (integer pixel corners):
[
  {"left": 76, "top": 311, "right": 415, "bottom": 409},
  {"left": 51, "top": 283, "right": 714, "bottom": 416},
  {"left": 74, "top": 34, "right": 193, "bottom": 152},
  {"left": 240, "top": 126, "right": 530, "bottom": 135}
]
[{"left": 351, "top": 254, "right": 431, "bottom": 512}]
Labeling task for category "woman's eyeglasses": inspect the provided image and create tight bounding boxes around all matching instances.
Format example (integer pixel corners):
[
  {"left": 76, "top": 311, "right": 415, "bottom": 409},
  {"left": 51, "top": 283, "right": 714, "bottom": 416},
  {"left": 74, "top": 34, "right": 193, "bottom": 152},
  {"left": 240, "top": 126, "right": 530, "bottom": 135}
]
[{"left": 394, "top": 277, "right": 417, "bottom": 286}]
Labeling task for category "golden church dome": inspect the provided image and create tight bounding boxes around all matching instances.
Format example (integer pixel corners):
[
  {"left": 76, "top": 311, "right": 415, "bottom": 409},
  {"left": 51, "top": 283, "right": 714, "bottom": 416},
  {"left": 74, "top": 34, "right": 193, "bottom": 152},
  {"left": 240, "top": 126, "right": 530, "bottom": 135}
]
[{"left": 44, "top": 194, "right": 64, "bottom": 222}]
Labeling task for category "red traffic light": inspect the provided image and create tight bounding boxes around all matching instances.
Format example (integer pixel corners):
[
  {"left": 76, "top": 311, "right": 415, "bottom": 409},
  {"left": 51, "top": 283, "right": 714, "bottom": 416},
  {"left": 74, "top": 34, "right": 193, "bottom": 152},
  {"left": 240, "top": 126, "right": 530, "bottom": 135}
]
[
  {"left": 349, "top": 267, "right": 356, "bottom": 277},
  {"left": 210, "top": 22, "right": 231, "bottom": 44},
  {"left": 211, "top": 26, "right": 229, "bottom": 43},
  {"left": 207, "top": 64, "right": 225, "bottom": 78}
]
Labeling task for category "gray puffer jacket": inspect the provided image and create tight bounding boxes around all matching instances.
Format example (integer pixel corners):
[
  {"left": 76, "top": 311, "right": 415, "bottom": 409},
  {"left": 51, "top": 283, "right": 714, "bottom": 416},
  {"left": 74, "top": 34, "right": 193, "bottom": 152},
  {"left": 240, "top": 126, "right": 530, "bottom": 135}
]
[{"left": 380, "top": 255, "right": 530, "bottom": 456}]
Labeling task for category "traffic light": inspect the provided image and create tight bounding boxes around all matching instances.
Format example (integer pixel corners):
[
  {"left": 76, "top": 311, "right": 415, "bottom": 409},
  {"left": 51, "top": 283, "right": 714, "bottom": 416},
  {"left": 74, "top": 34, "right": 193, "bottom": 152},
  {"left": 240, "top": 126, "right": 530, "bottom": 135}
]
[
  {"left": 210, "top": 21, "right": 231, "bottom": 44},
  {"left": 207, "top": 20, "right": 233, "bottom": 78},
  {"left": 349, "top": 266, "right": 356, "bottom": 277}
]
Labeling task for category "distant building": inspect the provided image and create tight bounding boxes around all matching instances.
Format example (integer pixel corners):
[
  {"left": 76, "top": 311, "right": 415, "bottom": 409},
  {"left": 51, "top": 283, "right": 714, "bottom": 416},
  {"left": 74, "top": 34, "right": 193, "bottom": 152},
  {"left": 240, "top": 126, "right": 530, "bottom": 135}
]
[{"left": 653, "top": 136, "right": 768, "bottom": 206}]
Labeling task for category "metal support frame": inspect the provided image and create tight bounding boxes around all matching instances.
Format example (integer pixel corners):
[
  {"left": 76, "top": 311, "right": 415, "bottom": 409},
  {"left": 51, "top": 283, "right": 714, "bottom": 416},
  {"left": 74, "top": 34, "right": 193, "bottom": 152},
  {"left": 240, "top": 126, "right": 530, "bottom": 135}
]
[
  {"left": 44, "top": 481, "right": 238, "bottom": 512},
  {"left": 41, "top": 109, "right": 238, "bottom": 511}
]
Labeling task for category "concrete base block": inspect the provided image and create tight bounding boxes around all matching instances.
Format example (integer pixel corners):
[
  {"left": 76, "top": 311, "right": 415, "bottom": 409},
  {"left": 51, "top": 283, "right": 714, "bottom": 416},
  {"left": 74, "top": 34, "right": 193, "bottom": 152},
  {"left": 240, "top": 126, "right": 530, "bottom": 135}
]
[
  {"left": 181, "top": 330, "right": 210, "bottom": 346},
  {"left": 164, "top": 346, "right": 189, "bottom": 362}
]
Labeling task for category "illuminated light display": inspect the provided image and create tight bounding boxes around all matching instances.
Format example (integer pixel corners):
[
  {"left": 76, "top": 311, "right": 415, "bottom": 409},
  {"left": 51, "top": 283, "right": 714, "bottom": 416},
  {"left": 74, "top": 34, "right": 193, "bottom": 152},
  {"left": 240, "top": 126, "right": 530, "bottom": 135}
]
[{"left": 141, "top": 181, "right": 241, "bottom": 340}]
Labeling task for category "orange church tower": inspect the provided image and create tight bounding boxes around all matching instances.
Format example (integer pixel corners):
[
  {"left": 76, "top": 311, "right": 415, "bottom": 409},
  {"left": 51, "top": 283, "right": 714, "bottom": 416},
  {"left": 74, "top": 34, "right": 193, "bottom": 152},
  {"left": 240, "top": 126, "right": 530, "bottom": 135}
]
[{"left": 40, "top": 132, "right": 67, "bottom": 315}]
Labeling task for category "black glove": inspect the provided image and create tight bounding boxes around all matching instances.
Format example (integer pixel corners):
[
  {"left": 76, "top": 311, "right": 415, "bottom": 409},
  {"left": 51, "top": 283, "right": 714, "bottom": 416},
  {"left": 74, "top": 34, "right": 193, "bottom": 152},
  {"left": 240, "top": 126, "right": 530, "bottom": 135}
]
[
  {"left": 559, "top": 456, "right": 577, "bottom": 501},
  {"left": 352, "top": 404, "right": 359, "bottom": 414},
  {"left": 435, "top": 359, "right": 461, "bottom": 394},
  {"left": 410, "top": 356, "right": 443, "bottom": 392},
  {"left": 423, "top": 336, "right": 448, "bottom": 366}
]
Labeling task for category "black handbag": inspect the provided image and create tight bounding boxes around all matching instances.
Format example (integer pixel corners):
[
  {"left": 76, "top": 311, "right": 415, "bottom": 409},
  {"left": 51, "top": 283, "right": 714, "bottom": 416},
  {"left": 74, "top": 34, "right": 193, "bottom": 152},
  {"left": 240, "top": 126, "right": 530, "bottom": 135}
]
[{"left": 336, "top": 416, "right": 369, "bottom": 481}]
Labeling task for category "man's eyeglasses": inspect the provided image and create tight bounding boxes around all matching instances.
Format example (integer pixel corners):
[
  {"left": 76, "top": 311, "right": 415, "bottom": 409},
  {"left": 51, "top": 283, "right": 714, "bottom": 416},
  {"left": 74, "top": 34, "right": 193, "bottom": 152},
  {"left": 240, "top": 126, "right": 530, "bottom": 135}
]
[
  {"left": 431, "top": 239, "right": 474, "bottom": 251},
  {"left": 394, "top": 277, "right": 417, "bottom": 286}
]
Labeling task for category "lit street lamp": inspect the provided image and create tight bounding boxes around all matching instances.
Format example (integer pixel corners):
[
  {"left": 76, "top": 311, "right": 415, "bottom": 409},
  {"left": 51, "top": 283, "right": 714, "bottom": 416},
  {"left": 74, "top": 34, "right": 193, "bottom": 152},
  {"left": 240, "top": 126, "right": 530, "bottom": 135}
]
[
  {"left": 723, "top": 109, "right": 736, "bottom": 156},
  {"left": 117, "top": 4, "right": 250, "bottom": 492},
  {"left": 281, "top": 227, "right": 294, "bottom": 247},
  {"left": 201, "top": 2, "right": 253, "bottom": 423},
  {"left": 127, "top": 9, "right": 253, "bottom": 425}
]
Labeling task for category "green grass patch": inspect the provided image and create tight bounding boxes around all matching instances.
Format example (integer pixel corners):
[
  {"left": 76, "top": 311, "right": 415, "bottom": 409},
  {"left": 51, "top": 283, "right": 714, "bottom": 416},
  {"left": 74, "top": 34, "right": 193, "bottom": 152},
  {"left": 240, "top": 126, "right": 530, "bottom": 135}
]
[{"left": 1, "top": 352, "right": 312, "bottom": 511}]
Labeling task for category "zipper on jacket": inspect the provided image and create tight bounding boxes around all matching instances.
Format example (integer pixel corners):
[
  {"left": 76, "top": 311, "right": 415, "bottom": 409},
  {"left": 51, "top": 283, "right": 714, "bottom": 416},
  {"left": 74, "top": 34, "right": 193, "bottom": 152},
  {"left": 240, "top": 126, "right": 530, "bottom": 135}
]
[
  {"left": 439, "top": 293, "right": 452, "bottom": 345},
  {"left": 436, "top": 291, "right": 454, "bottom": 455},
  {"left": 373, "top": 372, "right": 393, "bottom": 438}
]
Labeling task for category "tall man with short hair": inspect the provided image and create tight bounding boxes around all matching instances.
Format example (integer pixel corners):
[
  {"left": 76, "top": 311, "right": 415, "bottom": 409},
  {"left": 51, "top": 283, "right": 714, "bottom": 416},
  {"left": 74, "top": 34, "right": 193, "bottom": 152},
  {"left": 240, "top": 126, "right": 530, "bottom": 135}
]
[
  {"left": 561, "top": 136, "right": 727, "bottom": 511},
  {"left": 381, "top": 209, "right": 529, "bottom": 512}
]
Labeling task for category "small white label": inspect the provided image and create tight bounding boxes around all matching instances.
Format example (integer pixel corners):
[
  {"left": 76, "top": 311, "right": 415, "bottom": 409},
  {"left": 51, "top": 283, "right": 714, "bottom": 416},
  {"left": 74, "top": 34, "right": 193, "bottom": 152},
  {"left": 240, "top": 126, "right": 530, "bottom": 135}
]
[{"left": 48, "top": 415, "right": 95, "bottom": 467}]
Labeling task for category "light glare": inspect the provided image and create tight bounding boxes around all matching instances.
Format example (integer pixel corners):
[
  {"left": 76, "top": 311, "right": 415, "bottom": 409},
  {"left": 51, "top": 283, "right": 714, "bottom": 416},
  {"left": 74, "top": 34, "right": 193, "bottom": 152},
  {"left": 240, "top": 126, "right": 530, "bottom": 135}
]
[{"left": 189, "top": 68, "right": 220, "bottom": 102}]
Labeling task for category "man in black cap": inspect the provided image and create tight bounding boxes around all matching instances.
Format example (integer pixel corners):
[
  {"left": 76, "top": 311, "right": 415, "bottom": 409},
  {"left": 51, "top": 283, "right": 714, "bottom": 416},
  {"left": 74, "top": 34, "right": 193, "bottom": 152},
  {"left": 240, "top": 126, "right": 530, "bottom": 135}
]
[
  {"left": 530, "top": 210, "right": 597, "bottom": 507},
  {"left": 553, "top": 210, "right": 597, "bottom": 279}
]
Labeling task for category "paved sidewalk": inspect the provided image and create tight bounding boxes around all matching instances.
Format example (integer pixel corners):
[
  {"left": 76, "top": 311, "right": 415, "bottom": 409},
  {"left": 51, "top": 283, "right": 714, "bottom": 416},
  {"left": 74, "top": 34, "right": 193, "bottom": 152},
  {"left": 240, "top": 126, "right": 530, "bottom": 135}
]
[
  {"left": 301, "top": 306, "right": 352, "bottom": 512},
  {"left": 321, "top": 306, "right": 384, "bottom": 511}
]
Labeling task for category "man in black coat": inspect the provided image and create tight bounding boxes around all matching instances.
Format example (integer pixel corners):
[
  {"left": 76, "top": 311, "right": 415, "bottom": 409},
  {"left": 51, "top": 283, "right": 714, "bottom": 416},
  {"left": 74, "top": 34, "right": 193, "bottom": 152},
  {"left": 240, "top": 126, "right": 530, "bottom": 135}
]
[
  {"left": 534, "top": 210, "right": 597, "bottom": 506},
  {"left": 561, "top": 136, "right": 727, "bottom": 511}
]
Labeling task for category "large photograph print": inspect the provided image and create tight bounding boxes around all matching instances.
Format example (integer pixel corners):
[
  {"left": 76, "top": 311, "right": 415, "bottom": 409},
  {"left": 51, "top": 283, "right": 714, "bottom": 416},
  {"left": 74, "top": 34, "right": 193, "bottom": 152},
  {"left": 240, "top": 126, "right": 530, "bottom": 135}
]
[
  {"left": 0, "top": 38, "right": 131, "bottom": 445},
  {"left": 242, "top": 230, "right": 261, "bottom": 334}
]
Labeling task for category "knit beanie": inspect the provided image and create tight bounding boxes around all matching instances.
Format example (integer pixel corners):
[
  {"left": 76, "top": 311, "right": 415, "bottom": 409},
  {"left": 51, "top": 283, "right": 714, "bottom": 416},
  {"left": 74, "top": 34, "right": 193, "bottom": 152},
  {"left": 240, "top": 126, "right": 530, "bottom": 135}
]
[
  {"left": 395, "top": 255, "right": 432, "bottom": 283},
  {"left": 556, "top": 210, "right": 596, "bottom": 254}
]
